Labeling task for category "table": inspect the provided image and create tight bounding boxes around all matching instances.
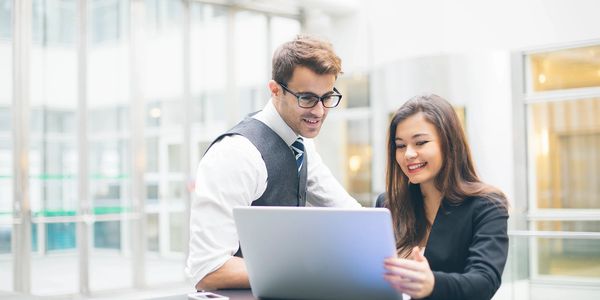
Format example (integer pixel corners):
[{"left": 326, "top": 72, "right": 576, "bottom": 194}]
[{"left": 150, "top": 289, "right": 257, "bottom": 300}]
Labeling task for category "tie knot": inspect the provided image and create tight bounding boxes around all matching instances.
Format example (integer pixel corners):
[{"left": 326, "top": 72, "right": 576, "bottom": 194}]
[
  {"left": 292, "top": 137, "right": 304, "bottom": 152},
  {"left": 291, "top": 137, "right": 304, "bottom": 173}
]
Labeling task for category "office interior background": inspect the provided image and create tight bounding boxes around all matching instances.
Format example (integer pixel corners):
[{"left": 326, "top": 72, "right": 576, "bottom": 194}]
[{"left": 1, "top": 0, "right": 599, "bottom": 299}]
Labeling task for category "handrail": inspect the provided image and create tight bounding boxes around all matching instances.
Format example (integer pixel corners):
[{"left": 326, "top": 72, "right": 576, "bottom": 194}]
[
  {"left": 527, "top": 209, "right": 600, "bottom": 221},
  {"left": 0, "top": 213, "right": 142, "bottom": 225},
  {"left": 508, "top": 230, "right": 600, "bottom": 239}
]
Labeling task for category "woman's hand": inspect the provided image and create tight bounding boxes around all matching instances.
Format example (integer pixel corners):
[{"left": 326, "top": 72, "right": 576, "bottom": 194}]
[{"left": 384, "top": 246, "right": 435, "bottom": 299}]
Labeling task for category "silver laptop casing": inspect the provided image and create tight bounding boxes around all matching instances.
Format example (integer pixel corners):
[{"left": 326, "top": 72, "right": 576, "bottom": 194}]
[{"left": 233, "top": 206, "right": 401, "bottom": 300}]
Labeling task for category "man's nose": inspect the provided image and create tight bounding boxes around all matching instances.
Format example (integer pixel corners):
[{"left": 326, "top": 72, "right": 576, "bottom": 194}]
[{"left": 309, "top": 100, "right": 326, "bottom": 116}]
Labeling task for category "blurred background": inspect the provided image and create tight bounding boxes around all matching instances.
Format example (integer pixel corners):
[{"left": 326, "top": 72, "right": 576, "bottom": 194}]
[{"left": 0, "top": 0, "right": 599, "bottom": 299}]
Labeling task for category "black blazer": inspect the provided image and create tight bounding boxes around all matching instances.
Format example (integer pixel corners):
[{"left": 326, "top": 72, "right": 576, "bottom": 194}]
[{"left": 376, "top": 194, "right": 509, "bottom": 300}]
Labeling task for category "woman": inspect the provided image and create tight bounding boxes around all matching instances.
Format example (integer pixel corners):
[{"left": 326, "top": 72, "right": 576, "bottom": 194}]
[{"left": 379, "top": 94, "right": 509, "bottom": 300}]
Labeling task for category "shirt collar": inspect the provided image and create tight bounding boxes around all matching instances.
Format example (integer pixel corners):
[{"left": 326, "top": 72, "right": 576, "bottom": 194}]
[{"left": 253, "top": 99, "right": 299, "bottom": 147}]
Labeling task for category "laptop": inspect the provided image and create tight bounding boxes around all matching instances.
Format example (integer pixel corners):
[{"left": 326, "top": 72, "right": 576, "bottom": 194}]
[{"left": 233, "top": 206, "right": 404, "bottom": 300}]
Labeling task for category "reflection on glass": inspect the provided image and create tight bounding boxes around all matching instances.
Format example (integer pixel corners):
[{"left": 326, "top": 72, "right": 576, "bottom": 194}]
[
  {"left": 46, "top": 222, "right": 76, "bottom": 251},
  {"left": 0, "top": 224, "right": 12, "bottom": 291},
  {"left": 235, "top": 11, "right": 268, "bottom": 117},
  {"left": 191, "top": 4, "right": 227, "bottom": 93},
  {"left": 535, "top": 221, "right": 600, "bottom": 232},
  {"left": 0, "top": 225, "right": 10, "bottom": 254},
  {"left": 142, "top": 0, "right": 186, "bottom": 285},
  {"left": 146, "top": 183, "right": 159, "bottom": 203},
  {"left": 30, "top": 0, "right": 78, "bottom": 244},
  {"left": 90, "top": 0, "right": 125, "bottom": 45},
  {"left": 94, "top": 221, "right": 121, "bottom": 249},
  {"left": 168, "top": 144, "right": 181, "bottom": 172},
  {"left": 346, "top": 120, "right": 372, "bottom": 205},
  {"left": 190, "top": 4, "right": 228, "bottom": 127},
  {"left": 0, "top": 0, "right": 12, "bottom": 39},
  {"left": 530, "top": 98, "right": 600, "bottom": 209},
  {"left": 90, "top": 139, "right": 130, "bottom": 212},
  {"left": 316, "top": 118, "right": 372, "bottom": 206},
  {"left": 529, "top": 45, "right": 600, "bottom": 92},
  {"left": 169, "top": 212, "right": 184, "bottom": 252},
  {"left": 87, "top": 0, "right": 132, "bottom": 292},
  {"left": 336, "top": 73, "right": 369, "bottom": 108},
  {"left": 0, "top": 1, "right": 12, "bottom": 271},
  {"left": 538, "top": 238, "right": 600, "bottom": 278},
  {"left": 27, "top": 1, "right": 79, "bottom": 295},
  {"left": 502, "top": 234, "right": 600, "bottom": 299},
  {"left": 269, "top": 16, "right": 301, "bottom": 56},
  {"left": 147, "top": 213, "right": 159, "bottom": 252},
  {"left": 142, "top": 0, "right": 183, "bottom": 99},
  {"left": 32, "top": 0, "right": 76, "bottom": 45}
]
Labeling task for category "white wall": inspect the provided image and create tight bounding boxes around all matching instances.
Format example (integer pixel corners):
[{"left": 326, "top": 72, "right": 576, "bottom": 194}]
[
  {"left": 304, "top": 0, "right": 600, "bottom": 201},
  {"left": 355, "top": 0, "right": 600, "bottom": 70}
]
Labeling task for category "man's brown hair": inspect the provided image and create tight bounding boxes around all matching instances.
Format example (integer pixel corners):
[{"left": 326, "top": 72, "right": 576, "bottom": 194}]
[{"left": 272, "top": 35, "right": 342, "bottom": 84}]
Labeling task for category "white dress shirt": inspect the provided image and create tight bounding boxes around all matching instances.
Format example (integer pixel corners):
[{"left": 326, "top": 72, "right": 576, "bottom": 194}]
[{"left": 184, "top": 99, "right": 360, "bottom": 285}]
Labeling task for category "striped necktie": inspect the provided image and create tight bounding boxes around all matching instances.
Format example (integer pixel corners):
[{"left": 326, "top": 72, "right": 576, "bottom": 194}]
[{"left": 291, "top": 137, "right": 305, "bottom": 173}]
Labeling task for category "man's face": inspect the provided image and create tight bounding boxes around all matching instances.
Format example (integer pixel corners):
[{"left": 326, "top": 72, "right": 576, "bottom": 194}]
[{"left": 272, "top": 66, "right": 336, "bottom": 138}]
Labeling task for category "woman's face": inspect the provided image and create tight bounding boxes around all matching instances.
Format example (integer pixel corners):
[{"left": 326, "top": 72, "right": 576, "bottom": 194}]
[{"left": 394, "top": 112, "right": 443, "bottom": 188}]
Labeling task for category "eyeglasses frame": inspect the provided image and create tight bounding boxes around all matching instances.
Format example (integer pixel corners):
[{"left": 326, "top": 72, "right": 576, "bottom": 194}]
[{"left": 277, "top": 81, "right": 343, "bottom": 108}]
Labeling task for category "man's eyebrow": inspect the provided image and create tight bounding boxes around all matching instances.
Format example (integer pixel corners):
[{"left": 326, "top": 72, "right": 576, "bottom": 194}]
[{"left": 298, "top": 90, "right": 335, "bottom": 96}]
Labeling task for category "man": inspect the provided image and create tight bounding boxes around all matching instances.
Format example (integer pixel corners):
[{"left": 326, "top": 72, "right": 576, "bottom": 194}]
[{"left": 185, "top": 35, "right": 360, "bottom": 290}]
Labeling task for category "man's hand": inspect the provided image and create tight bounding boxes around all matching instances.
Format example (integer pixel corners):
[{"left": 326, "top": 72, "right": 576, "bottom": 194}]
[{"left": 196, "top": 257, "right": 251, "bottom": 291}]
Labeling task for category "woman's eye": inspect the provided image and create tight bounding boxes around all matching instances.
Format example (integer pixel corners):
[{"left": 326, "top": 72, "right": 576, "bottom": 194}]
[
  {"left": 416, "top": 140, "right": 429, "bottom": 146},
  {"left": 395, "top": 144, "right": 406, "bottom": 149}
]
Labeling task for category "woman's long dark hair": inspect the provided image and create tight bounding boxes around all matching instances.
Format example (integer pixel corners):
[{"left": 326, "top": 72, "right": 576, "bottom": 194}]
[{"left": 385, "top": 94, "right": 507, "bottom": 256}]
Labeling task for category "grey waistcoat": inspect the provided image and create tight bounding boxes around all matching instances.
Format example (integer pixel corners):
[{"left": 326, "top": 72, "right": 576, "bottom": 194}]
[{"left": 207, "top": 117, "right": 308, "bottom": 257}]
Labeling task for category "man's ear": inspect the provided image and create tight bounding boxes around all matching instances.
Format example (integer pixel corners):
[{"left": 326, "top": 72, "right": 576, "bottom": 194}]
[{"left": 268, "top": 80, "right": 280, "bottom": 97}]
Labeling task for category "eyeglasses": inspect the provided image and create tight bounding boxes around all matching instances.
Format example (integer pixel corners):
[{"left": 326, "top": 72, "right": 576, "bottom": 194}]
[{"left": 277, "top": 82, "right": 343, "bottom": 108}]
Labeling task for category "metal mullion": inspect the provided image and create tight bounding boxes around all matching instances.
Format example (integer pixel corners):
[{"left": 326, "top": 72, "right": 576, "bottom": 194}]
[
  {"left": 130, "top": 0, "right": 146, "bottom": 288},
  {"left": 31, "top": 213, "right": 141, "bottom": 224},
  {"left": 182, "top": 0, "right": 192, "bottom": 274},
  {"left": 32, "top": 216, "right": 80, "bottom": 224},
  {"left": 510, "top": 51, "right": 529, "bottom": 231},
  {"left": 77, "top": 0, "right": 90, "bottom": 295},
  {"left": 226, "top": 7, "right": 236, "bottom": 127},
  {"left": 521, "top": 38, "right": 600, "bottom": 56},
  {"left": 524, "top": 87, "right": 600, "bottom": 104},
  {"left": 265, "top": 14, "right": 271, "bottom": 87},
  {"left": 12, "top": 0, "right": 32, "bottom": 294}
]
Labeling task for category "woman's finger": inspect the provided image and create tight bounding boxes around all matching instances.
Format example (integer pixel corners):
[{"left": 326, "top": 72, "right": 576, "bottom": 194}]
[
  {"left": 384, "top": 265, "right": 426, "bottom": 282},
  {"left": 385, "top": 276, "right": 423, "bottom": 293},
  {"left": 385, "top": 257, "right": 425, "bottom": 271}
]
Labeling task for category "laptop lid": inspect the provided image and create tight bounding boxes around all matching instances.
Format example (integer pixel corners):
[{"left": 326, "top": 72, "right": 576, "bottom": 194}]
[{"left": 233, "top": 206, "right": 402, "bottom": 300}]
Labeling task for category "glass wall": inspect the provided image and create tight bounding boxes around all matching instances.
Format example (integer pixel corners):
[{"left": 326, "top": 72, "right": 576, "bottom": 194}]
[
  {"left": 523, "top": 44, "right": 600, "bottom": 290},
  {"left": 29, "top": 0, "right": 79, "bottom": 294},
  {"left": 189, "top": 2, "right": 228, "bottom": 168},
  {"left": 269, "top": 16, "right": 301, "bottom": 55},
  {"left": 234, "top": 11, "right": 269, "bottom": 117},
  {"left": 142, "top": 0, "right": 187, "bottom": 285},
  {"left": 6, "top": 0, "right": 302, "bottom": 295},
  {"left": 0, "top": 0, "right": 12, "bottom": 293},
  {"left": 87, "top": 0, "right": 133, "bottom": 291},
  {"left": 528, "top": 45, "right": 600, "bottom": 92}
]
